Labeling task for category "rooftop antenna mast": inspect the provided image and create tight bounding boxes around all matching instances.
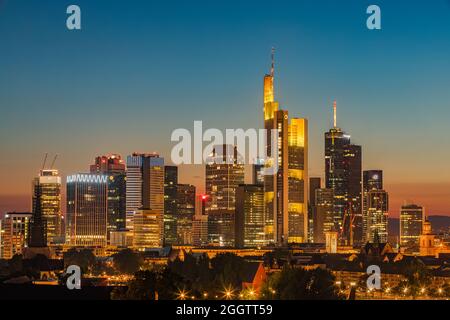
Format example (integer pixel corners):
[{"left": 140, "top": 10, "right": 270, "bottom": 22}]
[
  {"left": 333, "top": 100, "right": 337, "bottom": 128},
  {"left": 271, "top": 47, "right": 275, "bottom": 77}
]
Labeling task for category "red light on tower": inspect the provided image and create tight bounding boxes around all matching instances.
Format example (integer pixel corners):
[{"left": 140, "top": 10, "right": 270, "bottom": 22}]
[{"left": 199, "top": 194, "right": 208, "bottom": 216}]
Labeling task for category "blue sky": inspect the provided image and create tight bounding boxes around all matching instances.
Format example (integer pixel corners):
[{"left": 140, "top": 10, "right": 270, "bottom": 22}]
[{"left": 1, "top": 0, "right": 450, "bottom": 215}]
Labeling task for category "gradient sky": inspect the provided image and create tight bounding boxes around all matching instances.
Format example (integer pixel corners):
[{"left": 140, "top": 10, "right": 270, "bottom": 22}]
[{"left": 1, "top": 0, "right": 450, "bottom": 217}]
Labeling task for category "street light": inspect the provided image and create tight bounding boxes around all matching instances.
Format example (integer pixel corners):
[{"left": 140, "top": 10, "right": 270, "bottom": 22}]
[
  {"left": 177, "top": 289, "right": 188, "bottom": 300},
  {"left": 222, "top": 286, "right": 235, "bottom": 300}
]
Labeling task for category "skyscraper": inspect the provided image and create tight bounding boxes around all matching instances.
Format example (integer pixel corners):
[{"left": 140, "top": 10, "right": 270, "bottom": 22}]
[
  {"left": 164, "top": 166, "right": 178, "bottom": 245},
  {"left": 287, "top": 118, "right": 309, "bottom": 243},
  {"left": 193, "top": 214, "right": 209, "bottom": 247},
  {"left": 263, "top": 49, "right": 289, "bottom": 246},
  {"left": 366, "top": 189, "right": 389, "bottom": 243},
  {"left": 29, "top": 179, "right": 47, "bottom": 248},
  {"left": 363, "top": 170, "right": 383, "bottom": 191},
  {"left": 363, "top": 170, "right": 383, "bottom": 242},
  {"left": 345, "top": 144, "right": 362, "bottom": 245},
  {"left": 176, "top": 183, "right": 196, "bottom": 245},
  {"left": 235, "top": 184, "right": 265, "bottom": 248},
  {"left": 90, "top": 155, "right": 126, "bottom": 240},
  {"left": 0, "top": 212, "right": 31, "bottom": 259},
  {"left": 324, "top": 101, "right": 361, "bottom": 245},
  {"left": 313, "top": 188, "right": 334, "bottom": 243},
  {"left": 31, "top": 169, "right": 62, "bottom": 245},
  {"left": 193, "top": 194, "right": 208, "bottom": 247},
  {"left": 206, "top": 145, "right": 244, "bottom": 247},
  {"left": 126, "top": 153, "right": 165, "bottom": 232},
  {"left": 400, "top": 203, "right": 424, "bottom": 253},
  {"left": 308, "top": 177, "right": 321, "bottom": 242},
  {"left": 66, "top": 174, "right": 108, "bottom": 247},
  {"left": 133, "top": 209, "right": 164, "bottom": 250}
]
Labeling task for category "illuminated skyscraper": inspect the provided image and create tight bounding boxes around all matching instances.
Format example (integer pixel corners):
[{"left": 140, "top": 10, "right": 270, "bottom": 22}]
[
  {"left": 133, "top": 209, "right": 164, "bottom": 250},
  {"left": 0, "top": 212, "right": 31, "bottom": 259},
  {"left": 363, "top": 170, "right": 383, "bottom": 243},
  {"left": 206, "top": 145, "right": 244, "bottom": 247},
  {"left": 193, "top": 214, "right": 209, "bottom": 247},
  {"left": 235, "top": 184, "right": 266, "bottom": 248},
  {"left": 313, "top": 188, "right": 334, "bottom": 243},
  {"left": 90, "top": 155, "right": 126, "bottom": 240},
  {"left": 66, "top": 174, "right": 108, "bottom": 247},
  {"left": 400, "top": 203, "right": 424, "bottom": 252},
  {"left": 263, "top": 49, "right": 289, "bottom": 245},
  {"left": 126, "top": 153, "right": 164, "bottom": 231},
  {"left": 176, "top": 183, "right": 196, "bottom": 245},
  {"left": 366, "top": 189, "right": 389, "bottom": 243},
  {"left": 346, "top": 144, "right": 362, "bottom": 245},
  {"left": 363, "top": 170, "right": 383, "bottom": 191},
  {"left": 324, "top": 101, "right": 361, "bottom": 245},
  {"left": 287, "top": 117, "right": 309, "bottom": 243},
  {"left": 164, "top": 166, "right": 178, "bottom": 245},
  {"left": 262, "top": 50, "right": 310, "bottom": 245},
  {"left": 31, "top": 169, "right": 62, "bottom": 245}
]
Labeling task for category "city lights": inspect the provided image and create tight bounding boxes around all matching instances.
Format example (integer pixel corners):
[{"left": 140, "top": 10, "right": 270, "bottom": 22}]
[
  {"left": 1, "top": 2, "right": 450, "bottom": 305},
  {"left": 177, "top": 289, "right": 188, "bottom": 300}
]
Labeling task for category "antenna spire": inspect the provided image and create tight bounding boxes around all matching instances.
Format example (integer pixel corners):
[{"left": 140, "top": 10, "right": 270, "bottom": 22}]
[
  {"left": 333, "top": 100, "right": 337, "bottom": 128},
  {"left": 271, "top": 47, "right": 275, "bottom": 77}
]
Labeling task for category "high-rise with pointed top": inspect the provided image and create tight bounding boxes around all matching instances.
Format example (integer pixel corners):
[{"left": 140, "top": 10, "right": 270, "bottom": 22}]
[
  {"left": 263, "top": 49, "right": 309, "bottom": 245},
  {"left": 324, "top": 101, "right": 362, "bottom": 245}
]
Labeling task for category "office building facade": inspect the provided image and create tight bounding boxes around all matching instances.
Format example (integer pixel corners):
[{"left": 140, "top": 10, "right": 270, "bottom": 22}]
[
  {"left": 363, "top": 170, "right": 383, "bottom": 242},
  {"left": 31, "top": 169, "right": 62, "bottom": 245},
  {"left": 126, "top": 153, "right": 165, "bottom": 231},
  {"left": 0, "top": 212, "right": 31, "bottom": 259},
  {"left": 366, "top": 189, "right": 389, "bottom": 243},
  {"left": 235, "top": 184, "right": 265, "bottom": 248},
  {"left": 287, "top": 117, "right": 308, "bottom": 243},
  {"left": 164, "top": 166, "right": 178, "bottom": 245},
  {"left": 90, "top": 155, "right": 126, "bottom": 239},
  {"left": 176, "top": 183, "right": 196, "bottom": 245},
  {"left": 133, "top": 209, "right": 164, "bottom": 250},
  {"left": 66, "top": 174, "right": 108, "bottom": 247},
  {"left": 400, "top": 203, "right": 424, "bottom": 252},
  {"left": 206, "top": 145, "right": 244, "bottom": 247},
  {"left": 313, "top": 188, "right": 334, "bottom": 243}
]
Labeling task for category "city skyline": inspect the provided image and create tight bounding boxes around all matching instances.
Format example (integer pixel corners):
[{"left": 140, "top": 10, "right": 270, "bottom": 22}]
[{"left": 1, "top": 0, "right": 450, "bottom": 217}]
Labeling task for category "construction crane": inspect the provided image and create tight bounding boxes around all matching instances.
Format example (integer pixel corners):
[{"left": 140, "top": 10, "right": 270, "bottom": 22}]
[
  {"left": 41, "top": 153, "right": 48, "bottom": 170},
  {"left": 50, "top": 154, "right": 58, "bottom": 169}
]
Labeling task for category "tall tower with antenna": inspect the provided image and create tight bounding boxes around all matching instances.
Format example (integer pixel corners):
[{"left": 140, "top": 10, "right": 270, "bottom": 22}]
[
  {"left": 262, "top": 48, "right": 289, "bottom": 245},
  {"left": 324, "top": 101, "right": 362, "bottom": 245}
]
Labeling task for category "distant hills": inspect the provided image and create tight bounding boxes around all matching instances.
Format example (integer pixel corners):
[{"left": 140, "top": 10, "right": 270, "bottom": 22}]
[{"left": 388, "top": 215, "right": 450, "bottom": 237}]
